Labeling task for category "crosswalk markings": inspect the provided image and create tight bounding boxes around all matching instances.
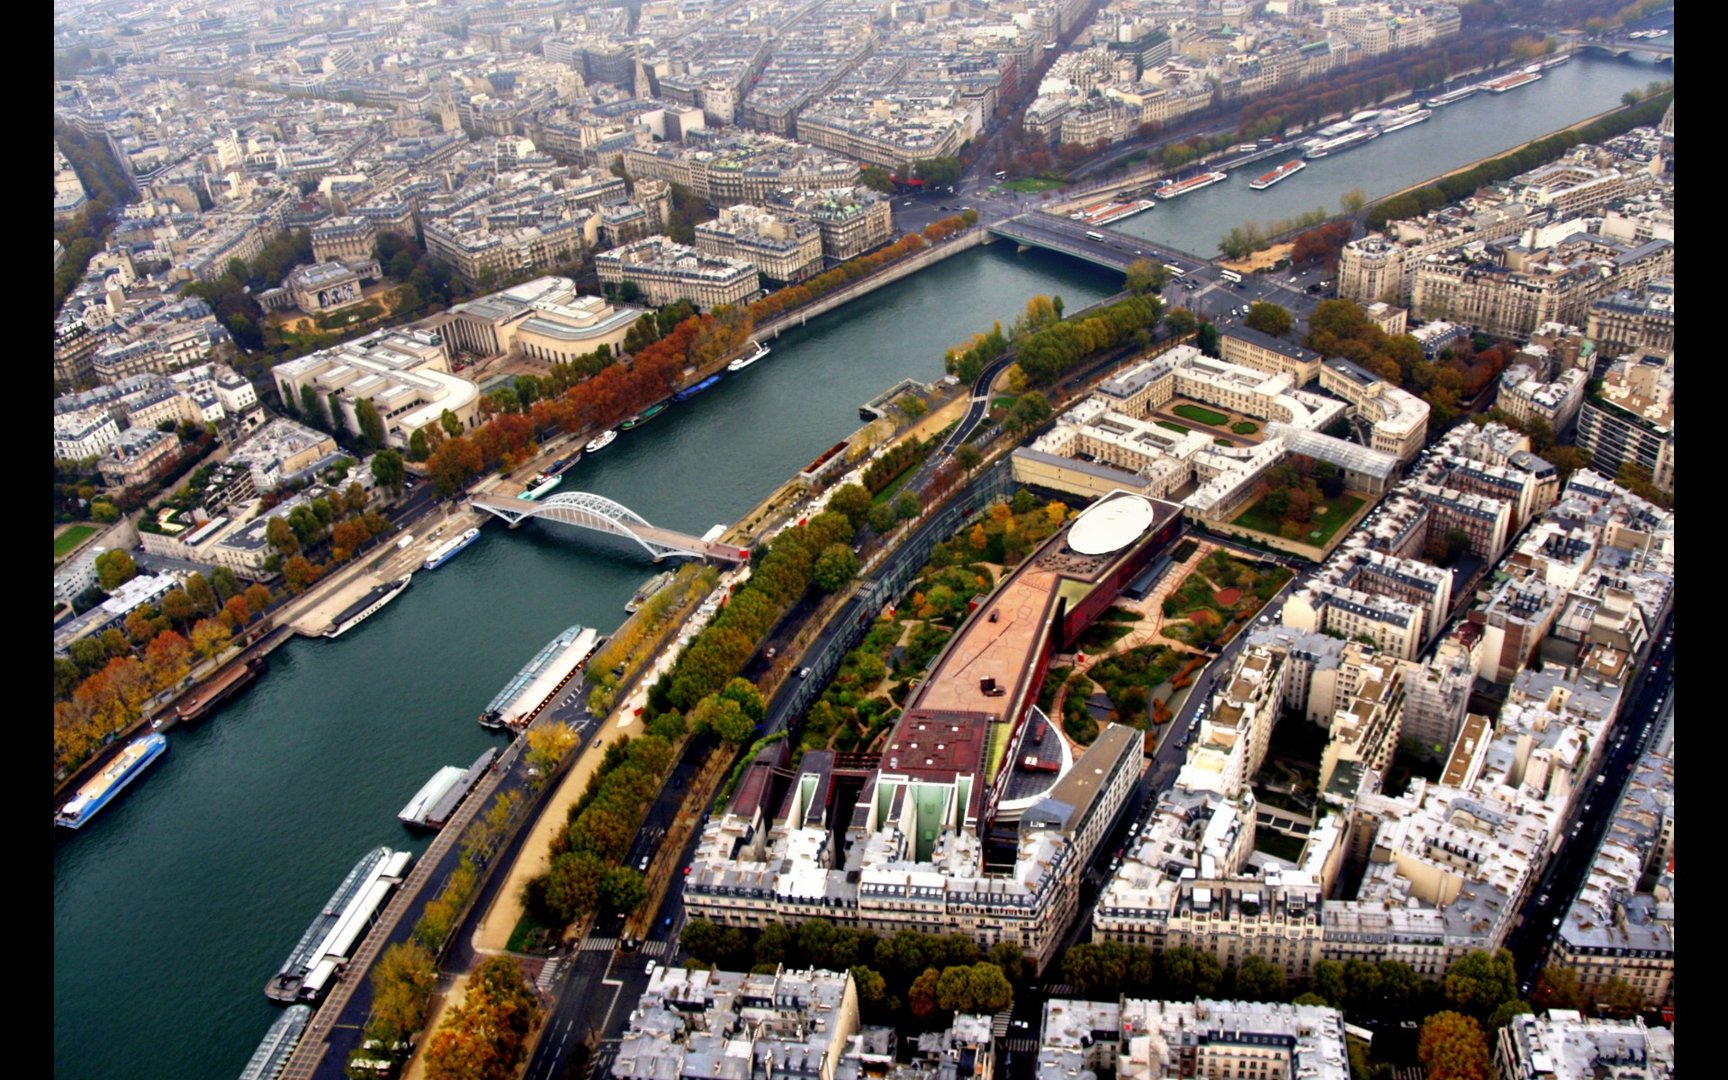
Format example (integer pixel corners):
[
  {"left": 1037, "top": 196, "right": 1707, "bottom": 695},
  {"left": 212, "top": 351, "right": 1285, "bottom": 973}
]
[{"left": 581, "top": 936, "right": 618, "bottom": 952}]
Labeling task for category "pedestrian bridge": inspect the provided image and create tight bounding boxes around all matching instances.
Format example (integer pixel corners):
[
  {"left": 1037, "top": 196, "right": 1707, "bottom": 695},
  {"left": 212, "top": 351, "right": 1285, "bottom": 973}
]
[{"left": 470, "top": 491, "right": 750, "bottom": 563}]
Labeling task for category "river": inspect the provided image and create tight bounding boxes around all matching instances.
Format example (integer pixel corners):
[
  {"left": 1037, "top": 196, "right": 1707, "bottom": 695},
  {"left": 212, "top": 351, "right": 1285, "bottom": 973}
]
[
  {"left": 52, "top": 49, "right": 1668, "bottom": 1080},
  {"left": 1111, "top": 53, "right": 1670, "bottom": 259}
]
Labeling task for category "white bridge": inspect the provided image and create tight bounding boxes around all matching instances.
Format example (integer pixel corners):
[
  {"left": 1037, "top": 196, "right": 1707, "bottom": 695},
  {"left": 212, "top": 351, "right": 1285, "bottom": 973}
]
[{"left": 470, "top": 491, "right": 750, "bottom": 564}]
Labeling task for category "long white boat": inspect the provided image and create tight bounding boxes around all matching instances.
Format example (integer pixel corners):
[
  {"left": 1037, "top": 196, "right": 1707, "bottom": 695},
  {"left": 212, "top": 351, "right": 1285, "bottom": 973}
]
[
  {"left": 55, "top": 733, "right": 168, "bottom": 829},
  {"left": 1248, "top": 160, "right": 1306, "bottom": 190},
  {"left": 480, "top": 624, "right": 604, "bottom": 731},
  {"left": 323, "top": 575, "right": 412, "bottom": 639},
  {"left": 423, "top": 527, "right": 480, "bottom": 571},
  {"left": 1379, "top": 106, "right": 1433, "bottom": 134},
  {"left": 265, "top": 847, "right": 414, "bottom": 1002},
  {"left": 728, "top": 340, "right": 771, "bottom": 372},
  {"left": 584, "top": 429, "right": 618, "bottom": 453},
  {"left": 1305, "top": 127, "right": 1381, "bottom": 159}
]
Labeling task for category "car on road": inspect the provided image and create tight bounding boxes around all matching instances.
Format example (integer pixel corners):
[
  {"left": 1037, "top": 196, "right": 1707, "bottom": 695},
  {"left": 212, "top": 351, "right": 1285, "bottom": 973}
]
[
  {"left": 1012, "top": 1020, "right": 1030, "bottom": 1029},
  {"left": 798, "top": 667, "right": 812, "bottom": 679},
  {"left": 646, "top": 960, "right": 657, "bottom": 975},
  {"left": 638, "top": 856, "right": 650, "bottom": 871},
  {"left": 1537, "top": 892, "right": 1550, "bottom": 906}
]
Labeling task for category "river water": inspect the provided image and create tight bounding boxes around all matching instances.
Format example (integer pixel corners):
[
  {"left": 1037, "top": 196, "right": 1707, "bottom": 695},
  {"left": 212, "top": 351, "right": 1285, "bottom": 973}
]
[
  {"left": 52, "top": 50, "right": 1668, "bottom": 1080},
  {"left": 1111, "top": 53, "right": 1669, "bottom": 259}
]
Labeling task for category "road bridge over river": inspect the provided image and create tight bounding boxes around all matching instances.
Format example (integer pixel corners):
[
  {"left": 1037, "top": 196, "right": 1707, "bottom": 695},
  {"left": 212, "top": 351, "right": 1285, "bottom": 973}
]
[{"left": 989, "top": 212, "right": 1214, "bottom": 274}]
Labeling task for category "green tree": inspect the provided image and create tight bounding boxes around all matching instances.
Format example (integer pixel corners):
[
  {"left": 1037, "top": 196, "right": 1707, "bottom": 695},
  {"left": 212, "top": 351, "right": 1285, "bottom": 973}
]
[
  {"left": 1164, "top": 308, "right": 1198, "bottom": 337},
  {"left": 1443, "top": 949, "right": 1519, "bottom": 1017},
  {"left": 1236, "top": 955, "right": 1287, "bottom": 1001},
  {"left": 407, "top": 428, "right": 432, "bottom": 462},
  {"left": 1124, "top": 258, "right": 1170, "bottom": 296},
  {"left": 300, "top": 384, "right": 328, "bottom": 430},
  {"left": 955, "top": 444, "right": 983, "bottom": 473},
  {"left": 184, "top": 572, "right": 217, "bottom": 615},
  {"left": 1341, "top": 188, "right": 1368, "bottom": 214},
  {"left": 1244, "top": 302, "right": 1294, "bottom": 337},
  {"left": 1418, "top": 1012, "right": 1492, "bottom": 1080},
  {"left": 692, "top": 692, "right": 756, "bottom": 745},
  {"left": 210, "top": 566, "right": 242, "bottom": 603},
  {"left": 813, "top": 543, "right": 860, "bottom": 592},
  {"left": 371, "top": 448, "right": 406, "bottom": 496},
  {"left": 826, "top": 484, "right": 874, "bottom": 533},
  {"left": 1196, "top": 321, "right": 1221, "bottom": 357},
  {"left": 1005, "top": 392, "right": 1051, "bottom": 434},
  {"left": 94, "top": 549, "right": 138, "bottom": 591},
  {"left": 1531, "top": 966, "right": 1585, "bottom": 1012},
  {"left": 600, "top": 867, "right": 647, "bottom": 915},
  {"left": 1487, "top": 999, "right": 1533, "bottom": 1031},
  {"left": 355, "top": 397, "right": 387, "bottom": 450},
  {"left": 892, "top": 490, "right": 922, "bottom": 523},
  {"left": 440, "top": 409, "right": 464, "bottom": 438}
]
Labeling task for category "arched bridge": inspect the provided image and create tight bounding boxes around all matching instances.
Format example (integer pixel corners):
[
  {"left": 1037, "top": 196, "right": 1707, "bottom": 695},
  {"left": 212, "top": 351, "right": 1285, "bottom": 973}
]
[{"left": 471, "top": 491, "right": 750, "bottom": 563}]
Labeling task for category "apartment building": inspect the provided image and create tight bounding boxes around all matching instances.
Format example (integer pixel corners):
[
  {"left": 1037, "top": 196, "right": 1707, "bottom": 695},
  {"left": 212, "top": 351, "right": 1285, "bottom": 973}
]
[
  {"left": 612, "top": 968, "right": 860, "bottom": 1080},
  {"left": 1586, "top": 283, "right": 1673, "bottom": 358},
  {"left": 97, "top": 427, "right": 180, "bottom": 490},
  {"left": 695, "top": 205, "right": 824, "bottom": 284},
  {"left": 1548, "top": 752, "right": 1673, "bottom": 1010},
  {"left": 1575, "top": 352, "right": 1673, "bottom": 493},
  {"left": 1496, "top": 1012, "right": 1673, "bottom": 1080},
  {"left": 768, "top": 187, "right": 895, "bottom": 261},
  {"left": 595, "top": 236, "right": 760, "bottom": 310},
  {"left": 309, "top": 215, "right": 377, "bottom": 262},
  {"left": 223, "top": 416, "right": 339, "bottom": 493},
  {"left": 1038, "top": 998, "right": 1349, "bottom": 1080},
  {"left": 1316, "top": 359, "right": 1429, "bottom": 463},
  {"left": 54, "top": 408, "right": 122, "bottom": 461}
]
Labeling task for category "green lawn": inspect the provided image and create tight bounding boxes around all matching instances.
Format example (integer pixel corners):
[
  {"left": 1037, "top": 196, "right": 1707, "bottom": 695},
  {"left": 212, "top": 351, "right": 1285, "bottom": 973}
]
[
  {"left": 1231, "top": 421, "right": 1260, "bottom": 435},
  {"left": 991, "top": 396, "right": 1017, "bottom": 411},
  {"left": 1232, "top": 491, "right": 1367, "bottom": 547},
  {"left": 1173, "top": 403, "right": 1230, "bottom": 427},
  {"left": 1214, "top": 438, "right": 1232, "bottom": 446},
  {"left": 1002, "top": 177, "right": 1067, "bottom": 193},
  {"left": 1157, "top": 420, "right": 1191, "bottom": 434},
  {"left": 55, "top": 525, "right": 96, "bottom": 561}
]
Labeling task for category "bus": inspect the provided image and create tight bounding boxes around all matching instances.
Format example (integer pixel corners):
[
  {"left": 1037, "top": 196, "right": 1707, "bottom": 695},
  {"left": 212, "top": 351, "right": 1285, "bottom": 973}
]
[
  {"left": 994, "top": 171, "right": 1008, "bottom": 180},
  {"left": 1163, "top": 263, "right": 1183, "bottom": 276},
  {"left": 1219, "top": 269, "right": 1242, "bottom": 284},
  {"left": 1085, "top": 231, "right": 1106, "bottom": 242}
]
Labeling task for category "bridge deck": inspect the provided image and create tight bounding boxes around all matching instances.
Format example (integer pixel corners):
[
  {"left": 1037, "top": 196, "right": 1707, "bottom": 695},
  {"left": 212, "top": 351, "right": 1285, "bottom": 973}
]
[{"left": 470, "top": 495, "right": 748, "bottom": 563}]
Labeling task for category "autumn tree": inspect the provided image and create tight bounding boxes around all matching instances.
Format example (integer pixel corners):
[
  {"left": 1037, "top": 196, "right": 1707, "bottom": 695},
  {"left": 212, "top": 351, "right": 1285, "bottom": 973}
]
[
  {"left": 190, "top": 616, "right": 232, "bottom": 660},
  {"left": 525, "top": 723, "right": 577, "bottom": 779},
  {"left": 1418, "top": 1012, "right": 1492, "bottom": 1080},
  {"left": 243, "top": 583, "right": 273, "bottom": 617},
  {"left": 282, "top": 555, "right": 319, "bottom": 594}
]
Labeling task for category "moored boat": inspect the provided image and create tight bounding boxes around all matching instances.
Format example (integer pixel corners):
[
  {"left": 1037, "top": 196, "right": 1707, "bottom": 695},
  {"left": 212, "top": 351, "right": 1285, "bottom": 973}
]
[
  {"left": 585, "top": 429, "right": 618, "bottom": 453},
  {"left": 55, "top": 733, "right": 168, "bottom": 829},
  {"left": 1153, "top": 171, "right": 1228, "bottom": 199},
  {"left": 1248, "top": 160, "right": 1306, "bottom": 190},
  {"left": 423, "top": 527, "right": 481, "bottom": 571},
  {"left": 619, "top": 402, "right": 668, "bottom": 430},
  {"left": 323, "top": 575, "right": 412, "bottom": 639},
  {"left": 728, "top": 340, "right": 771, "bottom": 372}
]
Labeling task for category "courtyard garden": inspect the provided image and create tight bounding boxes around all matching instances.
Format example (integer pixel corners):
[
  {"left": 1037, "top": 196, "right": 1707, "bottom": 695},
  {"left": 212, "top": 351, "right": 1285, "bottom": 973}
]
[{"left": 1172, "top": 403, "right": 1230, "bottom": 427}]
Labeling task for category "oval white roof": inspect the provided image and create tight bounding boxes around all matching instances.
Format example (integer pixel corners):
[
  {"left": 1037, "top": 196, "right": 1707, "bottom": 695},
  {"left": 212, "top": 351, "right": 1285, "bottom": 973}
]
[{"left": 1068, "top": 495, "right": 1156, "bottom": 555}]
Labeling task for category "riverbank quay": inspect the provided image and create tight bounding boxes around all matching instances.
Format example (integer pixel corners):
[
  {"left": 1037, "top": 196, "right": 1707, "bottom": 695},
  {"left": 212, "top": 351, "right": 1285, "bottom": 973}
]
[
  {"left": 1050, "top": 54, "right": 1537, "bottom": 214},
  {"left": 753, "top": 229, "right": 991, "bottom": 342},
  {"left": 1366, "top": 98, "right": 1637, "bottom": 211}
]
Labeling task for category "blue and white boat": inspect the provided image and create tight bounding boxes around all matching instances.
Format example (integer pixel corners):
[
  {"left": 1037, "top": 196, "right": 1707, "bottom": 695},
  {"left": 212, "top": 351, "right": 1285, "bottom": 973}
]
[
  {"left": 55, "top": 733, "right": 168, "bottom": 829},
  {"left": 423, "top": 527, "right": 480, "bottom": 571}
]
